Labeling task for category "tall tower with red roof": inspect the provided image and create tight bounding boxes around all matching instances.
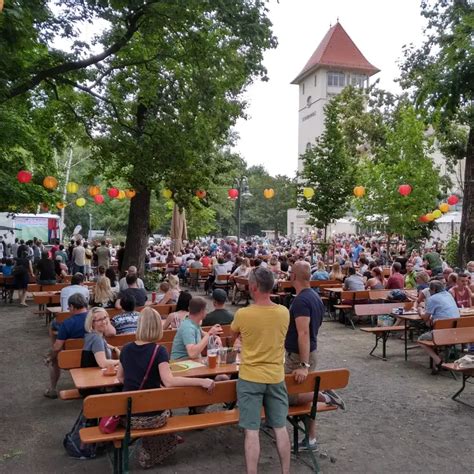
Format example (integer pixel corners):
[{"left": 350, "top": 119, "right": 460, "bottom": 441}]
[
  {"left": 292, "top": 21, "right": 379, "bottom": 174},
  {"left": 287, "top": 22, "right": 379, "bottom": 237}
]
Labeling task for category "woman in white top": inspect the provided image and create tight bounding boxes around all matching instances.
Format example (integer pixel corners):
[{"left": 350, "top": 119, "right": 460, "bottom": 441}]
[
  {"left": 162, "top": 291, "right": 191, "bottom": 330},
  {"left": 231, "top": 258, "right": 251, "bottom": 303}
]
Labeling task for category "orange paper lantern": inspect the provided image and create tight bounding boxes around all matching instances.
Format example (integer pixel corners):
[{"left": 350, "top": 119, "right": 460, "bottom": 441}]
[
  {"left": 263, "top": 188, "right": 275, "bottom": 199},
  {"left": 43, "top": 176, "right": 58, "bottom": 190},
  {"left": 56, "top": 202, "right": 66, "bottom": 209},
  {"left": 426, "top": 213, "right": 434, "bottom": 222},
  {"left": 439, "top": 203, "right": 449, "bottom": 213},
  {"left": 353, "top": 186, "right": 365, "bottom": 198},
  {"left": 195, "top": 190, "right": 206, "bottom": 199},
  {"left": 125, "top": 189, "right": 136, "bottom": 199},
  {"left": 88, "top": 185, "right": 101, "bottom": 197}
]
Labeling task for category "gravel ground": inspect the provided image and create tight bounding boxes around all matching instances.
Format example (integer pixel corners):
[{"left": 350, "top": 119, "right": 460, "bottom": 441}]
[{"left": 0, "top": 294, "right": 472, "bottom": 473}]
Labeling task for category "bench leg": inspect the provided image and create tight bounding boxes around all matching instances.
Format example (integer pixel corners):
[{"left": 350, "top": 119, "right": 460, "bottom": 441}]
[
  {"left": 451, "top": 374, "right": 473, "bottom": 407},
  {"left": 113, "top": 445, "right": 123, "bottom": 474},
  {"left": 287, "top": 415, "right": 320, "bottom": 473}
]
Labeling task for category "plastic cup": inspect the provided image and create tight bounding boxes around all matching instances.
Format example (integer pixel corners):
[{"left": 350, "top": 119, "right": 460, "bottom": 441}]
[
  {"left": 207, "top": 351, "right": 217, "bottom": 369},
  {"left": 152, "top": 291, "right": 156, "bottom": 303},
  {"left": 218, "top": 348, "right": 228, "bottom": 366}
]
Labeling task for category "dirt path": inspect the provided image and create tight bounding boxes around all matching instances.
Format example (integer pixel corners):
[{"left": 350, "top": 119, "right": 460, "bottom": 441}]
[{"left": 0, "top": 299, "right": 472, "bottom": 473}]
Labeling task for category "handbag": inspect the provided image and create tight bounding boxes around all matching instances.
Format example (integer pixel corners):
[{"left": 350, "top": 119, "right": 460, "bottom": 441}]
[{"left": 99, "top": 344, "right": 160, "bottom": 434}]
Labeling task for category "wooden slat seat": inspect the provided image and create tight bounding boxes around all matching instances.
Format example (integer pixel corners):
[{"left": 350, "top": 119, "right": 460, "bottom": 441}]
[
  {"left": 360, "top": 326, "right": 405, "bottom": 333},
  {"left": 80, "top": 369, "right": 350, "bottom": 473},
  {"left": 441, "top": 362, "right": 474, "bottom": 406},
  {"left": 334, "top": 291, "right": 370, "bottom": 329},
  {"left": 59, "top": 389, "right": 81, "bottom": 400}
]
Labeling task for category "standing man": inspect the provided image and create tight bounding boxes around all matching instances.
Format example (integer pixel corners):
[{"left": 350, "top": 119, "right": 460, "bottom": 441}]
[
  {"left": 231, "top": 267, "right": 291, "bottom": 474},
  {"left": 116, "top": 242, "right": 126, "bottom": 274},
  {"left": 96, "top": 240, "right": 111, "bottom": 269},
  {"left": 285, "top": 261, "right": 345, "bottom": 451},
  {"left": 72, "top": 240, "right": 86, "bottom": 274}
]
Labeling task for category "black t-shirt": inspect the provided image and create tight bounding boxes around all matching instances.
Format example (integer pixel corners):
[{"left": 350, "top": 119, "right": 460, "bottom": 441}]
[
  {"left": 395, "top": 257, "right": 408, "bottom": 274},
  {"left": 119, "top": 287, "right": 148, "bottom": 307},
  {"left": 36, "top": 258, "right": 56, "bottom": 281},
  {"left": 202, "top": 309, "right": 234, "bottom": 327},
  {"left": 120, "top": 343, "right": 169, "bottom": 391},
  {"left": 285, "top": 288, "right": 324, "bottom": 354}
]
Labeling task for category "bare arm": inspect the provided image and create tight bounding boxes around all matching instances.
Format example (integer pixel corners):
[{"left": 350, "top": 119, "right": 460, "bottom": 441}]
[
  {"left": 159, "top": 362, "right": 214, "bottom": 391},
  {"left": 115, "top": 298, "right": 122, "bottom": 309},
  {"left": 293, "top": 316, "right": 311, "bottom": 383},
  {"left": 94, "top": 351, "right": 118, "bottom": 368},
  {"left": 103, "top": 318, "right": 116, "bottom": 337}
]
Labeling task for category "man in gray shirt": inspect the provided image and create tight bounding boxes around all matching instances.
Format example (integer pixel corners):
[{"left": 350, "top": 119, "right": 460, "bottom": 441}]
[{"left": 343, "top": 267, "right": 365, "bottom": 291}]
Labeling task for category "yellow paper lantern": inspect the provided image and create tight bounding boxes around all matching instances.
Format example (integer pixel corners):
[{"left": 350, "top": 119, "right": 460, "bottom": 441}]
[
  {"left": 56, "top": 202, "right": 66, "bottom": 209},
  {"left": 162, "top": 189, "right": 173, "bottom": 199},
  {"left": 426, "top": 213, "right": 434, "bottom": 222},
  {"left": 75, "top": 197, "right": 86, "bottom": 207},
  {"left": 117, "top": 190, "right": 126, "bottom": 200},
  {"left": 353, "top": 186, "right": 366, "bottom": 198},
  {"left": 88, "top": 185, "right": 100, "bottom": 197},
  {"left": 67, "top": 182, "right": 79, "bottom": 194},
  {"left": 432, "top": 209, "right": 442, "bottom": 219},
  {"left": 125, "top": 189, "right": 136, "bottom": 199},
  {"left": 263, "top": 188, "right": 275, "bottom": 199},
  {"left": 43, "top": 176, "right": 58, "bottom": 190},
  {"left": 303, "top": 187, "right": 314, "bottom": 199},
  {"left": 439, "top": 203, "right": 449, "bottom": 213}
]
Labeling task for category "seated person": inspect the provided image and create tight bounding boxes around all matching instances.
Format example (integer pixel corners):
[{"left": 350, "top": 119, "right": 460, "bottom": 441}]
[
  {"left": 310, "top": 261, "right": 329, "bottom": 281},
  {"left": 59, "top": 273, "right": 90, "bottom": 311},
  {"left": 170, "top": 297, "right": 223, "bottom": 360},
  {"left": 118, "top": 266, "right": 145, "bottom": 291},
  {"left": 366, "top": 267, "right": 385, "bottom": 290},
  {"left": 111, "top": 293, "right": 141, "bottom": 334},
  {"left": 404, "top": 262, "right": 417, "bottom": 289},
  {"left": 203, "top": 289, "right": 234, "bottom": 326},
  {"left": 343, "top": 267, "right": 365, "bottom": 291},
  {"left": 417, "top": 281, "right": 460, "bottom": 373},
  {"left": 155, "top": 281, "right": 170, "bottom": 303},
  {"left": 92, "top": 275, "right": 116, "bottom": 308},
  {"left": 36, "top": 251, "right": 57, "bottom": 285},
  {"left": 449, "top": 272, "right": 472, "bottom": 308},
  {"left": 385, "top": 262, "right": 405, "bottom": 289},
  {"left": 163, "top": 291, "right": 192, "bottom": 330},
  {"left": 160, "top": 274, "right": 180, "bottom": 304},
  {"left": 115, "top": 273, "right": 148, "bottom": 309}
]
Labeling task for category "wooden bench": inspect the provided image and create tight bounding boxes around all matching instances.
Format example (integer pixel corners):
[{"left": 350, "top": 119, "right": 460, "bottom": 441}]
[
  {"left": 233, "top": 276, "right": 250, "bottom": 306},
  {"left": 441, "top": 362, "right": 474, "bottom": 407},
  {"left": 80, "top": 369, "right": 350, "bottom": 473},
  {"left": 334, "top": 291, "right": 370, "bottom": 329}
]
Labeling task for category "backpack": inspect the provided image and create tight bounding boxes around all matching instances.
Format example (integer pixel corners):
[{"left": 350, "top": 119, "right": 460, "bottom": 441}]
[
  {"left": 387, "top": 290, "right": 407, "bottom": 302},
  {"left": 63, "top": 410, "right": 97, "bottom": 459}
]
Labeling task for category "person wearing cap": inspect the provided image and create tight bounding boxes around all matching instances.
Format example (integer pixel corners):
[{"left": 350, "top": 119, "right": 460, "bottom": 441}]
[
  {"left": 54, "top": 255, "right": 68, "bottom": 280},
  {"left": 203, "top": 289, "right": 234, "bottom": 326}
]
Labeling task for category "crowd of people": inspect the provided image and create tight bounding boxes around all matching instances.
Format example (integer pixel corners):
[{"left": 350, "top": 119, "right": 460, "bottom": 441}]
[{"left": 1, "top": 231, "right": 473, "bottom": 472}]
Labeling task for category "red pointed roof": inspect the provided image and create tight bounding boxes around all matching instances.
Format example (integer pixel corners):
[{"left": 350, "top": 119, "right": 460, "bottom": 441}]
[{"left": 291, "top": 22, "right": 379, "bottom": 84}]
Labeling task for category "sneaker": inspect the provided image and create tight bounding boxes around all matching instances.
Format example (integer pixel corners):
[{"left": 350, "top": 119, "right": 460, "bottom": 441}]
[
  {"left": 323, "top": 390, "right": 346, "bottom": 410},
  {"left": 298, "top": 438, "right": 319, "bottom": 451}
]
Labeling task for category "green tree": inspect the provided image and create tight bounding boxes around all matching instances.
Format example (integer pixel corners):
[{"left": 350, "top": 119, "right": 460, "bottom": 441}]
[
  {"left": 353, "top": 104, "right": 442, "bottom": 243},
  {"left": 399, "top": 0, "right": 474, "bottom": 266}
]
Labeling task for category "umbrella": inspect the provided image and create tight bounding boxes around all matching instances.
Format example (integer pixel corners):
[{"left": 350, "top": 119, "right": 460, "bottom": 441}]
[{"left": 170, "top": 204, "right": 187, "bottom": 254}]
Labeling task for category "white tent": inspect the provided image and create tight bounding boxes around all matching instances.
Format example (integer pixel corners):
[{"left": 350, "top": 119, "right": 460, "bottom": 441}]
[{"left": 430, "top": 211, "right": 461, "bottom": 240}]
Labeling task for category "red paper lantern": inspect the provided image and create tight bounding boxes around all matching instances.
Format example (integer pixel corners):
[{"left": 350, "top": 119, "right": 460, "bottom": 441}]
[
  {"left": 195, "top": 190, "right": 207, "bottom": 199},
  {"left": 419, "top": 215, "right": 429, "bottom": 223},
  {"left": 107, "top": 187, "right": 119, "bottom": 198},
  {"left": 17, "top": 170, "right": 32, "bottom": 183},
  {"left": 94, "top": 194, "right": 105, "bottom": 204},
  {"left": 398, "top": 184, "right": 412, "bottom": 196},
  {"left": 228, "top": 188, "right": 239, "bottom": 200},
  {"left": 447, "top": 195, "right": 459, "bottom": 206}
]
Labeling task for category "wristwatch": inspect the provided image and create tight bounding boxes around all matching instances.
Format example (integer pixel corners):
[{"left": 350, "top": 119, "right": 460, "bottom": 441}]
[{"left": 300, "top": 362, "right": 310, "bottom": 369}]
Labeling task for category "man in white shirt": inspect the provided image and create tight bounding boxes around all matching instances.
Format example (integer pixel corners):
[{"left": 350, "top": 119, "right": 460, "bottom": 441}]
[
  {"left": 60, "top": 273, "right": 90, "bottom": 311},
  {"left": 118, "top": 266, "right": 145, "bottom": 292}
]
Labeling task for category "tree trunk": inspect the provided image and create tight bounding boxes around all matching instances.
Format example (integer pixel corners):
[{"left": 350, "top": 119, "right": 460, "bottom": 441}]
[
  {"left": 122, "top": 188, "right": 151, "bottom": 277},
  {"left": 457, "top": 126, "right": 474, "bottom": 267}
]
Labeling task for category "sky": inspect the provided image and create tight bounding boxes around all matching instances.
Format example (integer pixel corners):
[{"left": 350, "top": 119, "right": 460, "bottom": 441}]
[{"left": 231, "top": 0, "right": 427, "bottom": 178}]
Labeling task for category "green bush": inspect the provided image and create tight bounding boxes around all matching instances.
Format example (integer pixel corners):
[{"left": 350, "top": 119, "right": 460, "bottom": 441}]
[
  {"left": 143, "top": 271, "right": 163, "bottom": 291},
  {"left": 444, "top": 233, "right": 459, "bottom": 267}
]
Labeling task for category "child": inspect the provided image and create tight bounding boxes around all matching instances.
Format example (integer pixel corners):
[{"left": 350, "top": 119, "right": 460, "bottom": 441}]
[{"left": 155, "top": 281, "right": 170, "bottom": 303}]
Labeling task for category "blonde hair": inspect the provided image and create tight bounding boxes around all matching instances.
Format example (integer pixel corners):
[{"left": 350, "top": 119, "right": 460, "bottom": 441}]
[
  {"left": 94, "top": 276, "right": 114, "bottom": 305},
  {"left": 329, "top": 262, "right": 344, "bottom": 281},
  {"left": 167, "top": 274, "right": 179, "bottom": 290},
  {"left": 84, "top": 307, "right": 108, "bottom": 333},
  {"left": 416, "top": 271, "right": 430, "bottom": 283},
  {"left": 317, "top": 260, "right": 326, "bottom": 271},
  {"left": 241, "top": 258, "right": 250, "bottom": 268},
  {"left": 136, "top": 307, "right": 163, "bottom": 342}
]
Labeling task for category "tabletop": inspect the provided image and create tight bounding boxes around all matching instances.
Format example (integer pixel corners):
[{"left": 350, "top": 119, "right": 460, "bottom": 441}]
[
  {"left": 70, "top": 361, "right": 239, "bottom": 390},
  {"left": 395, "top": 312, "right": 422, "bottom": 322}
]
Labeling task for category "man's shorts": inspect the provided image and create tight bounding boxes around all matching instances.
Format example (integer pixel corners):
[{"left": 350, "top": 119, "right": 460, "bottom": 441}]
[
  {"left": 237, "top": 378, "right": 288, "bottom": 430},
  {"left": 285, "top": 351, "right": 318, "bottom": 405},
  {"left": 418, "top": 331, "right": 433, "bottom": 341}
]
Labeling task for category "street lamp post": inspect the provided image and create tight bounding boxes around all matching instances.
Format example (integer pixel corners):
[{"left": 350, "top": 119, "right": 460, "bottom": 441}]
[{"left": 234, "top": 176, "right": 251, "bottom": 250}]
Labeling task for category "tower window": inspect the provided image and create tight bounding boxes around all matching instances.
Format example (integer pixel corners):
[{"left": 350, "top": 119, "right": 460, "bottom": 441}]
[
  {"left": 301, "top": 83, "right": 305, "bottom": 95},
  {"left": 314, "top": 75, "right": 317, "bottom": 86},
  {"left": 327, "top": 71, "right": 345, "bottom": 87},
  {"left": 351, "top": 74, "right": 367, "bottom": 87},
  {"left": 306, "top": 142, "right": 312, "bottom": 152}
]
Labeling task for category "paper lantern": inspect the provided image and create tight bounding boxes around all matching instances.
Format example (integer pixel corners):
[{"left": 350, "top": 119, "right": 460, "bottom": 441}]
[
  {"left": 107, "top": 187, "right": 119, "bottom": 198},
  {"left": 17, "top": 170, "right": 32, "bottom": 183},
  {"left": 228, "top": 188, "right": 239, "bottom": 200},
  {"left": 117, "top": 190, "right": 126, "bottom": 200},
  {"left": 88, "top": 185, "right": 100, "bottom": 197},
  {"left": 439, "top": 203, "right": 450, "bottom": 213},
  {"left": 0, "top": 1, "right": 4, "bottom": 12},
  {"left": 94, "top": 194, "right": 104, "bottom": 204},
  {"left": 263, "top": 188, "right": 275, "bottom": 199},
  {"left": 40, "top": 203, "right": 49, "bottom": 211},
  {"left": 426, "top": 213, "right": 434, "bottom": 222},
  {"left": 43, "top": 176, "right": 58, "bottom": 190},
  {"left": 419, "top": 215, "right": 429, "bottom": 223},
  {"left": 353, "top": 186, "right": 365, "bottom": 198},
  {"left": 447, "top": 195, "right": 459, "bottom": 205},
  {"left": 195, "top": 190, "right": 206, "bottom": 199},
  {"left": 75, "top": 197, "right": 86, "bottom": 207},
  {"left": 398, "top": 184, "right": 412, "bottom": 196},
  {"left": 432, "top": 209, "right": 442, "bottom": 219},
  {"left": 303, "top": 187, "right": 314, "bottom": 199},
  {"left": 125, "top": 189, "right": 136, "bottom": 199},
  {"left": 162, "top": 189, "right": 173, "bottom": 199},
  {"left": 66, "top": 182, "right": 79, "bottom": 194},
  {"left": 56, "top": 202, "right": 66, "bottom": 210}
]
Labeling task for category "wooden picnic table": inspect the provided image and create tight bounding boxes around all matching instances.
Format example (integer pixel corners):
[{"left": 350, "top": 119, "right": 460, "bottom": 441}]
[
  {"left": 394, "top": 311, "right": 422, "bottom": 361},
  {"left": 70, "top": 361, "right": 238, "bottom": 390}
]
